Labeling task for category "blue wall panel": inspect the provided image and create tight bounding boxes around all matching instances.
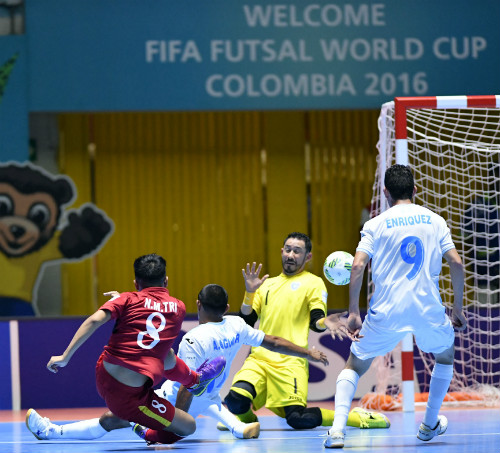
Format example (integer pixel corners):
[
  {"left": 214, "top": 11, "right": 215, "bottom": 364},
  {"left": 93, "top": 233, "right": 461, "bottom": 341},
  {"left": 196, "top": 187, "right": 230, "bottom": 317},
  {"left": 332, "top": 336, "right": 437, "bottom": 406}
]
[
  {"left": 18, "top": 318, "right": 114, "bottom": 409},
  {"left": 0, "top": 322, "right": 11, "bottom": 409}
]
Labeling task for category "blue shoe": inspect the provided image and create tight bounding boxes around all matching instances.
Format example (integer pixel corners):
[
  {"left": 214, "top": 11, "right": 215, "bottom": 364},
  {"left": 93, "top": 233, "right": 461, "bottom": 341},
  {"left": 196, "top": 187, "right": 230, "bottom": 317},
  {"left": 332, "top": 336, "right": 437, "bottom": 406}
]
[
  {"left": 133, "top": 423, "right": 157, "bottom": 445},
  {"left": 188, "top": 356, "right": 226, "bottom": 396}
]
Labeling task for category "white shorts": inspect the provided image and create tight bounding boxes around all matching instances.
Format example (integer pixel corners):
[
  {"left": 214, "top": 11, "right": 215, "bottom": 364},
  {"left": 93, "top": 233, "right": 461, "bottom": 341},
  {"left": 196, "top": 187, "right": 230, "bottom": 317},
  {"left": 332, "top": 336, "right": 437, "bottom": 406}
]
[
  {"left": 350, "top": 316, "right": 455, "bottom": 360},
  {"left": 155, "top": 381, "right": 222, "bottom": 418}
]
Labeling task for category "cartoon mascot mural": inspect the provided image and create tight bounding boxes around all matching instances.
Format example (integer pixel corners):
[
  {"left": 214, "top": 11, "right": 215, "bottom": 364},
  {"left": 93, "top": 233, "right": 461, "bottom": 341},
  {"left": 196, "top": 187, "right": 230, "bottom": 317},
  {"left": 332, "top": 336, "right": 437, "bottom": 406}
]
[{"left": 0, "top": 162, "right": 114, "bottom": 316}]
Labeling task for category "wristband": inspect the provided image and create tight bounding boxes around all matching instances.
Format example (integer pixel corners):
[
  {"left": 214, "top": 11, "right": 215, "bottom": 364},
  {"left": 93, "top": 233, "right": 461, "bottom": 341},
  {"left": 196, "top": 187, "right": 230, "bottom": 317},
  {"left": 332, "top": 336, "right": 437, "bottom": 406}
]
[
  {"left": 316, "top": 317, "right": 326, "bottom": 329},
  {"left": 243, "top": 291, "right": 255, "bottom": 305},
  {"left": 241, "top": 303, "right": 252, "bottom": 310}
]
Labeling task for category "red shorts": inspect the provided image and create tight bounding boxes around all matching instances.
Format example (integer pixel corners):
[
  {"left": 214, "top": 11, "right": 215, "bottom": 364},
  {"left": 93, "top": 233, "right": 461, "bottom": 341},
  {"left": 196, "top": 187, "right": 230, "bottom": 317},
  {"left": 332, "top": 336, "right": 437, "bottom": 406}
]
[{"left": 95, "top": 355, "right": 176, "bottom": 430}]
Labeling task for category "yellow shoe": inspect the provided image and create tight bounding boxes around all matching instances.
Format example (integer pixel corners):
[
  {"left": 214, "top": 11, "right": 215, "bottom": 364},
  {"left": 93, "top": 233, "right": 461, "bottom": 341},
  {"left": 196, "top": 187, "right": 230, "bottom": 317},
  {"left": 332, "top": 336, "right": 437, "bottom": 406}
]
[
  {"left": 216, "top": 422, "right": 229, "bottom": 431},
  {"left": 353, "top": 407, "right": 390, "bottom": 429},
  {"left": 236, "top": 411, "right": 258, "bottom": 424}
]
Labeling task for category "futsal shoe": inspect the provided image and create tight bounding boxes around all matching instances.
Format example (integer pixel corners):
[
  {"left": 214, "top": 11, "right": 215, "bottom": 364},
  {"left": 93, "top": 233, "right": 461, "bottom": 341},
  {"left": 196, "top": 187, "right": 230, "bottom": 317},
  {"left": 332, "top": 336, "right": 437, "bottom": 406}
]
[
  {"left": 26, "top": 409, "right": 56, "bottom": 440},
  {"left": 216, "top": 422, "right": 229, "bottom": 431},
  {"left": 241, "top": 422, "right": 261, "bottom": 439},
  {"left": 324, "top": 430, "right": 345, "bottom": 448},
  {"left": 188, "top": 356, "right": 226, "bottom": 396},
  {"left": 353, "top": 407, "right": 391, "bottom": 429},
  {"left": 417, "top": 415, "right": 448, "bottom": 441},
  {"left": 132, "top": 423, "right": 157, "bottom": 446}
]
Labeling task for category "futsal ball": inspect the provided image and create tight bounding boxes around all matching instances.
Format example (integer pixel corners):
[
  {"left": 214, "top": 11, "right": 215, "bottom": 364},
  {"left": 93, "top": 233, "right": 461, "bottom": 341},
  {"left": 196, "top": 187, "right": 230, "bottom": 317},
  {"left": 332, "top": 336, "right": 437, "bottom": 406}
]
[{"left": 323, "top": 251, "right": 354, "bottom": 285}]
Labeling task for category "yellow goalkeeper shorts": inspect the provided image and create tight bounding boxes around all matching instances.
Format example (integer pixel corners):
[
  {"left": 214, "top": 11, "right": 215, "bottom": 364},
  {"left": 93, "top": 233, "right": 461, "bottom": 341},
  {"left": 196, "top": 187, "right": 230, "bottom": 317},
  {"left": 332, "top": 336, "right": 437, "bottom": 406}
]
[{"left": 231, "top": 354, "right": 308, "bottom": 417}]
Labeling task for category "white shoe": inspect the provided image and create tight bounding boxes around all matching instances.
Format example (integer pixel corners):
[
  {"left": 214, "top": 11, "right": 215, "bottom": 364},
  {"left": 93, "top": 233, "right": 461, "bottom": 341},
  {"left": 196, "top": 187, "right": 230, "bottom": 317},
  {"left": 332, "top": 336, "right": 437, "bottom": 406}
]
[
  {"left": 324, "top": 430, "right": 345, "bottom": 448},
  {"left": 26, "top": 409, "right": 56, "bottom": 440},
  {"left": 241, "top": 422, "right": 260, "bottom": 439},
  {"left": 417, "top": 415, "right": 448, "bottom": 441}
]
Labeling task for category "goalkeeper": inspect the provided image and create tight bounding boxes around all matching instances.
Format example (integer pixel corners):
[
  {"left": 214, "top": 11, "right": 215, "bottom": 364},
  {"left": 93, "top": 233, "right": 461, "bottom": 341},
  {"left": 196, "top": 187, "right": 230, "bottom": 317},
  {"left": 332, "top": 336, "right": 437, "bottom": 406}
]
[{"left": 223, "top": 232, "right": 390, "bottom": 431}]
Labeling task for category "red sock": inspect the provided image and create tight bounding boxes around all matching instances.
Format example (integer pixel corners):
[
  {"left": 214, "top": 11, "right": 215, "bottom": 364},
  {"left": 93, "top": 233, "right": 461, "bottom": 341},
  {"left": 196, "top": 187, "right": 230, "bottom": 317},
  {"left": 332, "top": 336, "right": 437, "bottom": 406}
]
[
  {"left": 163, "top": 356, "right": 199, "bottom": 387},
  {"left": 144, "top": 429, "right": 183, "bottom": 445}
]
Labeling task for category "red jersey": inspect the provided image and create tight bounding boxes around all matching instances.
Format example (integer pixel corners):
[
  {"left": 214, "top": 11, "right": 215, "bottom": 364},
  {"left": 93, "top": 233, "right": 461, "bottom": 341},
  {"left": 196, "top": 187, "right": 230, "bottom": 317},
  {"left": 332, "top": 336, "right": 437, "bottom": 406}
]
[{"left": 99, "top": 287, "right": 186, "bottom": 385}]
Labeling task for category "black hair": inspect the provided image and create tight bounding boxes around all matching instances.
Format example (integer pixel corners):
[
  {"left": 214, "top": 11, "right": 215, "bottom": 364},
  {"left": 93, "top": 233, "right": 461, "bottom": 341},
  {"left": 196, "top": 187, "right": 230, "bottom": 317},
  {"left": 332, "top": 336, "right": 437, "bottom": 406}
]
[
  {"left": 133, "top": 253, "right": 166, "bottom": 287},
  {"left": 284, "top": 232, "right": 312, "bottom": 253},
  {"left": 384, "top": 164, "right": 414, "bottom": 201},
  {"left": 198, "top": 284, "right": 228, "bottom": 315}
]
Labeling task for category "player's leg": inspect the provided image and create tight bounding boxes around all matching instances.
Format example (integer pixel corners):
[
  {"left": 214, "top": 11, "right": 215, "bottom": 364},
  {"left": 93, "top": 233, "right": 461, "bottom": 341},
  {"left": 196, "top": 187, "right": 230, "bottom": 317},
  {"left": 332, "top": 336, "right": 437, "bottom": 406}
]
[
  {"left": 26, "top": 409, "right": 116, "bottom": 440},
  {"left": 133, "top": 407, "right": 196, "bottom": 445},
  {"left": 283, "top": 405, "right": 322, "bottom": 429},
  {"left": 325, "top": 322, "right": 404, "bottom": 447},
  {"left": 414, "top": 321, "right": 455, "bottom": 441},
  {"left": 280, "top": 401, "right": 389, "bottom": 430},
  {"left": 225, "top": 380, "right": 259, "bottom": 423},
  {"left": 131, "top": 388, "right": 197, "bottom": 445},
  {"left": 25, "top": 408, "right": 130, "bottom": 440},
  {"left": 225, "top": 357, "right": 267, "bottom": 424},
  {"left": 206, "top": 402, "right": 260, "bottom": 439},
  {"left": 325, "top": 352, "right": 373, "bottom": 446},
  {"left": 97, "top": 362, "right": 196, "bottom": 446}
]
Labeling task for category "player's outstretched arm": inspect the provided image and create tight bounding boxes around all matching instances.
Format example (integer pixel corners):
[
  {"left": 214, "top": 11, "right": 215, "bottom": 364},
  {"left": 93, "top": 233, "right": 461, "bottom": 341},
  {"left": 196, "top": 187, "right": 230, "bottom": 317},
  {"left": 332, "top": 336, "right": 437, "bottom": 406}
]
[
  {"left": 444, "top": 248, "right": 467, "bottom": 331},
  {"left": 261, "top": 334, "right": 329, "bottom": 366},
  {"left": 47, "top": 309, "right": 111, "bottom": 373}
]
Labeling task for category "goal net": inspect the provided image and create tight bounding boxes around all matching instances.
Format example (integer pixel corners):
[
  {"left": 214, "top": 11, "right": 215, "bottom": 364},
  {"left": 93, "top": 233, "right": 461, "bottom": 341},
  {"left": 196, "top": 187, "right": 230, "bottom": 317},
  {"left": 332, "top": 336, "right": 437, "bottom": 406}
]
[{"left": 362, "top": 96, "right": 500, "bottom": 410}]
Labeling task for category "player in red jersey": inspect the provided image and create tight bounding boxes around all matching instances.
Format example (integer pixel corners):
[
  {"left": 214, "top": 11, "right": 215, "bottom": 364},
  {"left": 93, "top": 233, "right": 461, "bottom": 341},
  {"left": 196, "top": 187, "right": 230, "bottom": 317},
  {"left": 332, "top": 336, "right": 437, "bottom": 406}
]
[{"left": 42, "top": 253, "right": 225, "bottom": 445}]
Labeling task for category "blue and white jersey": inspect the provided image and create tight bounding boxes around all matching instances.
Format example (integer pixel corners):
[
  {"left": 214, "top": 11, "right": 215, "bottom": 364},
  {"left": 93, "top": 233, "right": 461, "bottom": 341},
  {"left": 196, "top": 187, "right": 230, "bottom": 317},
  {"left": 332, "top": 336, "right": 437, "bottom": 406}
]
[
  {"left": 163, "top": 315, "right": 265, "bottom": 402},
  {"left": 358, "top": 203, "right": 455, "bottom": 331}
]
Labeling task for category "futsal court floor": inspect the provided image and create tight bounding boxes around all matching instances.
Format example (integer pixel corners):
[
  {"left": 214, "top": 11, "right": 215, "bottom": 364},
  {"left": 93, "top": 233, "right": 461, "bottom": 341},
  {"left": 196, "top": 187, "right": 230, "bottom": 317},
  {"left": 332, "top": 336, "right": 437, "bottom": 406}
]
[{"left": 1, "top": 405, "right": 499, "bottom": 453}]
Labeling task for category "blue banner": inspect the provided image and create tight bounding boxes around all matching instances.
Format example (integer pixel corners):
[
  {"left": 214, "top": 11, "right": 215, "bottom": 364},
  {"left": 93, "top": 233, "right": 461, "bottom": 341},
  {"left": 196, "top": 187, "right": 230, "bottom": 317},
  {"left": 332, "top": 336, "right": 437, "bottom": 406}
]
[
  {"left": 26, "top": 0, "right": 500, "bottom": 111},
  {"left": 0, "top": 36, "right": 28, "bottom": 161}
]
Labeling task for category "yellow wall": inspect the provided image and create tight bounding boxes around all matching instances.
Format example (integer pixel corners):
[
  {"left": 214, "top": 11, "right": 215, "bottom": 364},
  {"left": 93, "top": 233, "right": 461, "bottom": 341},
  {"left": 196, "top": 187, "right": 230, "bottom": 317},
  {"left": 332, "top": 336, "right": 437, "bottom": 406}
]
[{"left": 58, "top": 110, "right": 379, "bottom": 314}]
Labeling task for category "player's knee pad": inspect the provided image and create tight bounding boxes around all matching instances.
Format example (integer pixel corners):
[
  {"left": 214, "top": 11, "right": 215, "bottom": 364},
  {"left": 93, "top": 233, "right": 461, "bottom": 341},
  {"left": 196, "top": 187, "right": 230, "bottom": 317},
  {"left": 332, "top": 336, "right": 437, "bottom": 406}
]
[
  {"left": 225, "top": 389, "right": 252, "bottom": 415},
  {"left": 284, "top": 405, "right": 322, "bottom": 430},
  {"left": 225, "top": 381, "right": 256, "bottom": 415}
]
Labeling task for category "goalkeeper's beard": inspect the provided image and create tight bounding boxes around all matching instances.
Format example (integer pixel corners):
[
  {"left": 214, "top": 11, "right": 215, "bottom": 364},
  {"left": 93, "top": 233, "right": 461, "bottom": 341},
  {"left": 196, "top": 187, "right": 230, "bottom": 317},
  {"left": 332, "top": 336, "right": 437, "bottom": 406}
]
[{"left": 282, "top": 257, "right": 306, "bottom": 275}]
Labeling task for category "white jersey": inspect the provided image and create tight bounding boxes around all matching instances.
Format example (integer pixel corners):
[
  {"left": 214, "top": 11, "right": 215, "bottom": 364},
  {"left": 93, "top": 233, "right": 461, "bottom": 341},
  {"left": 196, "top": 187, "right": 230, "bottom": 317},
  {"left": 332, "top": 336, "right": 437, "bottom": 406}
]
[
  {"left": 159, "top": 315, "right": 265, "bottom": 412},
  {"left": 358, "top": 203, "right": 455, "bottom": 331}
]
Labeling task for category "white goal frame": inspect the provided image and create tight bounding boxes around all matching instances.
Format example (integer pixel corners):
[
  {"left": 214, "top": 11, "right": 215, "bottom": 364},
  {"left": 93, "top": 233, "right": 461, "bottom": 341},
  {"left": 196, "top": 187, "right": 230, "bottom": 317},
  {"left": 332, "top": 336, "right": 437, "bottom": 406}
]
[{"left": 378, "top": 95, "right": 500, "bottom": 412}]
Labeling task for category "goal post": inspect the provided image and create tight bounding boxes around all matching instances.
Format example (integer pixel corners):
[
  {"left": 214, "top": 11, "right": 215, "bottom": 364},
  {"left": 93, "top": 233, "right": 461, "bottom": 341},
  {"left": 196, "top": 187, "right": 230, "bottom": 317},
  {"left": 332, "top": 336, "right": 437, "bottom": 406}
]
[{"left": 364, "top": 95, "right": 500, "bottom": 412}]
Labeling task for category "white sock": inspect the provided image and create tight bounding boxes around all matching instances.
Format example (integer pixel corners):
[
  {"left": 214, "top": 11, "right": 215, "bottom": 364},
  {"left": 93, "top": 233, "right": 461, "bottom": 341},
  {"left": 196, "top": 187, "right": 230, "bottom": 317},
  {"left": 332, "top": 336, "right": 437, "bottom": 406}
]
[
  {"left": 48, "top": 418, "right": 108, "bottom": 440},
  {"left": 330, "top": 369, "right": 359, "bottom": 434},
  {"left": 206, "top": 403, "right": 246, "bottom": 438},
  {"left": 422, "top": 363, "right": 453, "bottom": 428}
]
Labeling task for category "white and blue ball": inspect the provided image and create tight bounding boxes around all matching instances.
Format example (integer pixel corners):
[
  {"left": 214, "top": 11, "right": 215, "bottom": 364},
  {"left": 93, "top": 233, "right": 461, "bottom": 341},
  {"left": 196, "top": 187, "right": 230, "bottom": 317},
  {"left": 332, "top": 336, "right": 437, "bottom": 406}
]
[{"left": 323, "top": 251, "right": 354, "bottom": 285}]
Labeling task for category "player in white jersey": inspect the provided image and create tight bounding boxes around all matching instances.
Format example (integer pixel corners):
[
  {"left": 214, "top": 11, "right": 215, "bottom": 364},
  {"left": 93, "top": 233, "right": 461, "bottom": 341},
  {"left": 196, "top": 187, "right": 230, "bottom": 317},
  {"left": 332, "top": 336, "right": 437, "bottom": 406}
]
[
  {"left": 149, "top": 283, "right": 330, "bottom": 441},
  {"left": 323, "top": 164, "right": 467, "bottom": 449},
  {"left": 25, "top": 284, "right": 329, "bottom": 443}
]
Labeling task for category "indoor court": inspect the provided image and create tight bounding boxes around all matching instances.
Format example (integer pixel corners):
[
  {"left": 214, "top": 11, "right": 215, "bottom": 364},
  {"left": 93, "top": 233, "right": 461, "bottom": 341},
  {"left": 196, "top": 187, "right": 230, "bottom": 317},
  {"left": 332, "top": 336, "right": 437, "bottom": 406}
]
[
  {"left": 1, "top": 405, "right": 499, "bottom": 453},
  {"left": 1, "top": 3, "right": 499, "bottom": 453}
]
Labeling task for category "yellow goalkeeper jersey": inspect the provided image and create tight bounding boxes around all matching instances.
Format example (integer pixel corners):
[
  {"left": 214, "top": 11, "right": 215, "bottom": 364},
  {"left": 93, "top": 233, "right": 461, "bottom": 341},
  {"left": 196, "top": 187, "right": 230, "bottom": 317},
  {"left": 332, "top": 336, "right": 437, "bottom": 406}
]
[{"left": 249, "top": 270, "right": 328, "bottom": 368}]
